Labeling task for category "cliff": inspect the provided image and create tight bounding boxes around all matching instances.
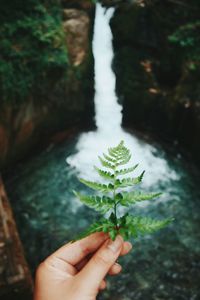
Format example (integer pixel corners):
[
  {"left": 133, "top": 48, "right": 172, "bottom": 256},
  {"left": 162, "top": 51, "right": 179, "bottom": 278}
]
[
  {"left": 0, "top": 0, "right": 95, "bottom": 171},
  {"left": 110, "top": 0, "right": 200, "bottom": 166}
]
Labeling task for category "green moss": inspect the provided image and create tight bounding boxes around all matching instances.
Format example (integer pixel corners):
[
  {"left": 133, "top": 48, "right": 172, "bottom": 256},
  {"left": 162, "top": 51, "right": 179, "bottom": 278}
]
[
  {"left": 0, "top": 0, "right": 68, "bottom": 103},
  {"left": 168, "top": 21, "right": 200, "bottom": 69}
]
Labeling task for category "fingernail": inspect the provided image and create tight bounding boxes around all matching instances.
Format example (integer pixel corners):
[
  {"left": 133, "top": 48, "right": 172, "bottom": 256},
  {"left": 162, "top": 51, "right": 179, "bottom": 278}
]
[{"left": 107, "top": 235, "right": 123, "bottom": 253}]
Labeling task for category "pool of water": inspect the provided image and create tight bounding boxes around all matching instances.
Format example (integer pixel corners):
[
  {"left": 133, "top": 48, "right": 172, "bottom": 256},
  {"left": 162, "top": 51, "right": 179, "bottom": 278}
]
[{"left": 4, "top": 132, "right": 200, "bottom": 300}]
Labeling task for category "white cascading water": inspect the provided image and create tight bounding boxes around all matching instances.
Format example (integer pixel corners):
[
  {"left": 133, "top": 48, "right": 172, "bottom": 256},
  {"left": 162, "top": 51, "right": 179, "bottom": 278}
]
[
  {"left": 93, "top": 5, "right": 122, "bottom": 132},
  {"left": 67, "top": 3, "right": 178, "bottom": 187}
]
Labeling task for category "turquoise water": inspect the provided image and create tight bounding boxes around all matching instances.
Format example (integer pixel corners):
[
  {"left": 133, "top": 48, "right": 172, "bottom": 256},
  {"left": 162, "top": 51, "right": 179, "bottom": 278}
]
[{"left": 5, "top": 133, "right": 200, "bottom": 300}]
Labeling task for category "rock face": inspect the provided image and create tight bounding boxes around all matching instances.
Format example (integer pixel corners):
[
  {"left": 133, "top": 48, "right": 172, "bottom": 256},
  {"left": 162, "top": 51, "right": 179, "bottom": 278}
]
[
  {"left": 61, "top": 0, "right": 93, "bottom": 11},
  {"left": 63, "top": 9, "right": 90, "bottom": 66},
  {"left": 0, "top": 2, "right": 95, "bottom": 171},
  {"left": 110, "top": 1, "right": 200, "bottom": 166}
]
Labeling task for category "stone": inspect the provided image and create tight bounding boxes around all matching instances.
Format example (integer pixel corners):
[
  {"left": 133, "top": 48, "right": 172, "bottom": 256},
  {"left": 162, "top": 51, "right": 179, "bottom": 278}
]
[
  {"left": 63, "top": 9, "right": 90, "bottom": 66},
  {"left": 110, "top": 1, "right": 200, "bottom": 168},
  {"left": 0, "top": 1, "right": 95, "bottom": 171},
  {"left": 62, "top": 0, "right": 93, "bottom": 11}
]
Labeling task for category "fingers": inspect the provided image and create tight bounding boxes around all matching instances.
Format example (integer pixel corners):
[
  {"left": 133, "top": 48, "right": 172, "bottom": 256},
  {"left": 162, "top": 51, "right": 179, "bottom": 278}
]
[
  {"left": 108, "top": 262, "right": 122, "bottom": 275},
  {"left": 47, "top": 232, "right": 108, "bottom": 266},
  {"left": 75, "top": 257, "right": 89, "bottom": 271},
  {"left": 99, "top": 280, "right": 106, "bottom": 290},
  {"left": 76, "top": 235, "right": 123, "bottom": 292},
  {"left": 120, "top": 241, "right": 132, "bottom": 256},
  {"left": 76, "top": 257, "right": 123, "bottom": 275},
  {"left": 75, "top": 240, "right": 132, "bottom": 272}
]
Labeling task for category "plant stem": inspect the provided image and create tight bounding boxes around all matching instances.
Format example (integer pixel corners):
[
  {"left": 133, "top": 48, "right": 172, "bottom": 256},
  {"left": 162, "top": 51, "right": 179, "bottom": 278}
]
[
  {"left": 113, "top": 168, "right": 118, "bottom": 227},
  {"left": 114, "top": 202, "right": 117, "bottom": 223}
]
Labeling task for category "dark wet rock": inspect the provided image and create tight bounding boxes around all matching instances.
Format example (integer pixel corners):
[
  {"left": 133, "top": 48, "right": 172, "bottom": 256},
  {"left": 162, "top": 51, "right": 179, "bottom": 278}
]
[
  {"left": 110, "top": 1, "right": 200, "bottom": 168},
  {"left": 63, "top": 9, "right": 90, "bottom": 66},
  {"left": 61, "top": 0, "right": 94, "bottom": 11},
  {"left": 0, "top": 3, "right": 95, "bottom": 171}
]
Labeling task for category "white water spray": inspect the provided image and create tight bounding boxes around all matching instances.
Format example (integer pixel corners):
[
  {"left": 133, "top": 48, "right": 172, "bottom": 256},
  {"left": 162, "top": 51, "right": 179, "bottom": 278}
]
[
  {"left": 67, "top": 3, "right": 178, "bottom": 187},
  {"left": 93, "top": 5, "right": 122, "bottom": 132}
]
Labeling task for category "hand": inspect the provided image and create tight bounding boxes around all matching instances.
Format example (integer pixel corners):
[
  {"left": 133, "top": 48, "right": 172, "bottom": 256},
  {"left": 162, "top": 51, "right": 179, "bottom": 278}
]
[{"left": 34, "top": 232, "right": 132, "bottom": 300}]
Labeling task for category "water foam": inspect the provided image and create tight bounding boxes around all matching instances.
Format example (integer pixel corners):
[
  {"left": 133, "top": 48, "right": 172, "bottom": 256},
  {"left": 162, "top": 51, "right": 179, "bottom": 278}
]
[{"left": 67, "top": 3, "right": 179, "bottom": 187}]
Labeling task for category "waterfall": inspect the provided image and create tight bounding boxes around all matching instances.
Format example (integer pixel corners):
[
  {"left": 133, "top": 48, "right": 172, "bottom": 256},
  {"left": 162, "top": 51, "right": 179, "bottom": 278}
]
[
  {"left": 92, "top": 4, "right": 122, "bottom": 132},
  {"left": 67, "top": 3, "right": 178, "bottom": 187}
]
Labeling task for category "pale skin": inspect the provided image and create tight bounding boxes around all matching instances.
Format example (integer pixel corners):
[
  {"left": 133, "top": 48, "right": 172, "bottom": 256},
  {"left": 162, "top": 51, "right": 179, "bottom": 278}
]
[{"left": 34, "top": 232, "right": 132, "bottom": 300}]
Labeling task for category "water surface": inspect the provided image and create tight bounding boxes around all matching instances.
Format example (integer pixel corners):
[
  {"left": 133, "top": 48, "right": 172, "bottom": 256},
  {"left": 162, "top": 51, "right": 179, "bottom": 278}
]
[{"left": 5, "top": 133, "right": 200, "bottom": 300}]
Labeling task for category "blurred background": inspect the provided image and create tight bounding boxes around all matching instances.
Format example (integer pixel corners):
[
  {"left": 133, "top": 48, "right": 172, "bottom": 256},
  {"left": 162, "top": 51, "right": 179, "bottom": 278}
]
[{"left": 0, "top": 0, "right": 200, "bottom": 299}]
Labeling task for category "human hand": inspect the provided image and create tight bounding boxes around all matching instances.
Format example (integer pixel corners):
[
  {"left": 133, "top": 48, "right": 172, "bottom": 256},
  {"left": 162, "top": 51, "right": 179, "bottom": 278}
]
[{"left": 34, "top": 232, "right": 132, "bottom": 300}]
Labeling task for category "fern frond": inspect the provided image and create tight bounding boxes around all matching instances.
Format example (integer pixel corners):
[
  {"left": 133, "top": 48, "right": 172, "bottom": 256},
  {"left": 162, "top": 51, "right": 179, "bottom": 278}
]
[
  {"left": 74, "top": 218, "right": 117, "bottom": 241},
  {"left": 108, "top": 141, "right": 129, "bottom": 160},
  {"left": 125, "top": 215, "right": 173, "bottom": 237},
  {"left": 116, "top": 215, "right": 173, "bottom": 239},
  {"left": 132, "top": 170, "right": 145, "bottom": 184},
  {"left": 79, "top": 178, "right": 114, "bottom": 192},
  {"left": 98, "top": 156, "right": 115, "bottom": 169},
  {"left": 108, "top": 148, "right": 119, "bottom": 159},
  {"left": 74, "top": 192, "right": 113, "bottom": 213},
  {"left": 73, "top": 219, "right": 108, "bottom": 241},
  {"left": 94, "top": 166, "right": 114, "bottom": 180},
  {"left": 115, "top": 172, "right": 145, "bottom": 188},
  {"left": 103, "top": 153, "right": 117, "bottom": 164},
  {"left": 73, "top": 140, "right": 173, "bottom": 243},
  {"left": 116, "top": 154, "right": 132, "bottom": 166},
  {"left": 116, "top": 164, "right": 139, "bottom": 176},
  {"left": 120, "top": 191, "right": 162, "bottom": 206}
]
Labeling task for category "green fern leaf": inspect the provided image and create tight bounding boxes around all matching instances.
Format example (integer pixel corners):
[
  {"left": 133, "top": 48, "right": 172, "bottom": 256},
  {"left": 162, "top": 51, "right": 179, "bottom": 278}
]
[
  {"left": 125, "top": 215, "right": 173, "bottom": 236},
  {"left": 120, "top": 191, "right": 162, "bottom": 206},
  {"left": 74, "top": 218, "right": 117, "bottom": 241},
  {"left": 108, "top": 141, "right": 127, "bottom": 159},
  {"left": 108, "top": 147, "right": 119, "bottom": 159},
  {"left": 73, "top": 219, "right": 108, "bottom": 241},
  {"left": 132, "top": 170, "right": 145, "bottom": 184},
  {"left": 116, "top": 154, "right": 132, "bottom": 166},
  {"left": 116, "top": 164, "right": 139, "bottom": 176},
  {"left": 98, "top": 156, "right": 115, "bottom": 169},
  {"left": 74, "top": 191, "right": 113, "bottom": 213},
  {"left": 103, "top": 153, "right": 117, "bottom": 164},
  {"left": 73, "top": 140, "right": 174, "bottom": 243},
  {"left": 115, "top": 172, "right": 145, "bottom": 188},
  {"left": 94, "top": 166, "right": 114, "bottom": 180},
  {"left": 79, "top": 178, "right": 114, "bottom": 192}
]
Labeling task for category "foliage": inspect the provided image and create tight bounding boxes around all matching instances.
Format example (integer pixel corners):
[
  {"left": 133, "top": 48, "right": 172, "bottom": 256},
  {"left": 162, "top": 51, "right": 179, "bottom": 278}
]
[
  {"left": 74, "top": 141, "right": 173, "bottom": 240},
  {"left": 168, "top": 21, "right": 200, "bottom": 69},
  {"left": 0, "top": 0, "right": 68, "bottom": 103}
]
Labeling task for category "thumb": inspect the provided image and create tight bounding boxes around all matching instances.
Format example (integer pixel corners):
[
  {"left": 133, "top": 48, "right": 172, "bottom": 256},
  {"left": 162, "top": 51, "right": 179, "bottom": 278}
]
[{"left": 76, "top": 235, "right": 123, "bottom": 292}]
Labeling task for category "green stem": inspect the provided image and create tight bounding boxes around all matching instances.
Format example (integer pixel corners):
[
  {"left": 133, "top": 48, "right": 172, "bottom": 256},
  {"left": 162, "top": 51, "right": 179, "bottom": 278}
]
[
  {"left": 114, "top": 203, "right": 117, "bottom": 223},
  {"left": 113, "top": 167, "right": 118, "bottom": 227}
]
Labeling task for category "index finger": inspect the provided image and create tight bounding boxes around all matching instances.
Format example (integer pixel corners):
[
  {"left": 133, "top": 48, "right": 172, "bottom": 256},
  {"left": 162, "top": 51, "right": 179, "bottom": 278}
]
[{"left": 48, "top": 232, "right": 108, "bottom": 266}]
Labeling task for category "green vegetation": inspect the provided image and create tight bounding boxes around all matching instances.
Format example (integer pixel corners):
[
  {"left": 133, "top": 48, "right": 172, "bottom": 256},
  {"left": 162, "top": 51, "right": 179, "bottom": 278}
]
[
  {"left": 74, "top": 141, "right": 173, "bottom": 240},
  {"left": 168, "top": 21, "right": 200, "bottom": 70},
  {"left": 0, "top": 0, "right": 68, "bottom": 103}
]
